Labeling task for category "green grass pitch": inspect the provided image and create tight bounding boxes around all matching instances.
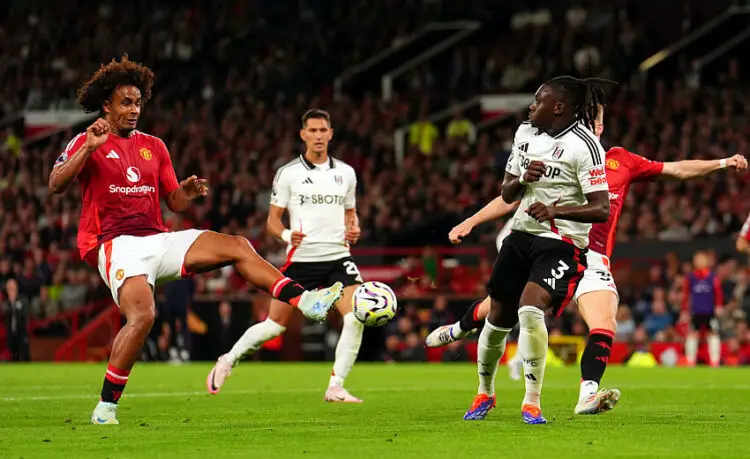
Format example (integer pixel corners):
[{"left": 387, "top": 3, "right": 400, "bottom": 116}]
[{"left": 1, "top": 363, "right": 748, "bottom": 458}]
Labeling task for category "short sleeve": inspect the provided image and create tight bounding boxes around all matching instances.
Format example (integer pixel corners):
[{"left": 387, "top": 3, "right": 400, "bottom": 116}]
[
  {"left": 505, "top": 149, "right": 521, "bottom": 176},
  {"left": 54, "top": 133, "right": 87, "bottom": 168},
  {"left": 270, "top": 167, "right": 291, "bottom": 208},
  {"left": 158, "top": 140, "right": 180, "bottom": 197},
  {"left": 627, "top": 150, "right": 664, "bottom": 182},
  {"left": 577, "top": 138, "right": 609, "bottom": 194},
  {"left": 345, "top": 170, "right": 357, "bottom": 209}
]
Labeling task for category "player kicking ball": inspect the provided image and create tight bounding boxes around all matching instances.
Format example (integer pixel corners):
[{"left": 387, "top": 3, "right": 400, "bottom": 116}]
[
  {"left": 208, "top": 109, "right": 366, "bottom": 403},
  {"left": 49, "top": 57, "right": 343, "bottom": 425},
  {"left": 428, "top": 99, "right": 748, "bottom": 415},
  {"left": 460, "top": 76, "right": 613, "bottom": 423}
]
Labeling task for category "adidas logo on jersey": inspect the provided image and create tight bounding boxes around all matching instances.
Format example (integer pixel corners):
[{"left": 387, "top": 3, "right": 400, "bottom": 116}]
[
  {"left": 106, "top": 150, "right": 120, "bottom": 159},
  {"left": 544, "top": 277, "right": 556, "bottom": 289},
  {"left": 302, "top": 177, "right": 313, "bottom": 184}
]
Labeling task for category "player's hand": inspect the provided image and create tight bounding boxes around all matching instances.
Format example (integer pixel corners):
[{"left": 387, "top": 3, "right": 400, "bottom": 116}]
[
  {"left": 345, "top": 225, "right": 361, "bottom": 245},
  {"left": 522, "top": 160, "right": 546, "bottom": 184},
  {"left": 179, "top": 175, "right": 209, "bottom": 199},
  {"left": 84, "top": 118, "right": 109, "bottom": 152},
  {"left": 290, "top": 231, "right": 306, "bottom": 247},
  {"left": 726, "top": 154, "right": 748, "bottom": 172},
  {"left": 526, "top": 202, "right": 557, "bottom": 223},
  {"left": 449, "top": 220, "right": 474, "bottom": 244}
]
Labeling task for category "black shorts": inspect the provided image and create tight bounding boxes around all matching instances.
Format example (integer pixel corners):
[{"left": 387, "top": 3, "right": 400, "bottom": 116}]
[
  {"left": 487, "top": 231, "right": 586, "bottom": 316},
  {"left": 691, "top": 314, "right": 718, "bottom": 333},
  {"left": 280, "top": 256, "right": 362, "bottom": 290}
]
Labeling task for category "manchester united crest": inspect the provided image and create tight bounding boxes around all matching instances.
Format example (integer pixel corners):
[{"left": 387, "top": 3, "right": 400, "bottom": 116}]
[
  {"left": 140, "top": 148, "right": 153, "bottom": 161},
  {"left": 606, "top": 158, "right": 619, "bottom": 170}
]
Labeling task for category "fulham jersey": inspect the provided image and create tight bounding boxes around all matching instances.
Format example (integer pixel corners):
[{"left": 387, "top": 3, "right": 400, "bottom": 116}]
[
  {"left": 270, "top": 155, "right": 357, "bottom": 262},
  {"left": 506, "top": 121, "right": 609, "bottom": 249}
]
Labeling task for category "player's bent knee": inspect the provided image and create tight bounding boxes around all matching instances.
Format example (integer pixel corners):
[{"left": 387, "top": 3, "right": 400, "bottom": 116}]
[{"left": 230, "top": 235, "right": 257, "bottom": 259}]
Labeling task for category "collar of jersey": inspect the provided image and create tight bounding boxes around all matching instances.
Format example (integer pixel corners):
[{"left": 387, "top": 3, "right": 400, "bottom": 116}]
[
  {"left": 550, "top": 121, "right": 579, "bottom": 139},
  {"left": 300, "top": 154, "right": 335, "bottom": 170}
]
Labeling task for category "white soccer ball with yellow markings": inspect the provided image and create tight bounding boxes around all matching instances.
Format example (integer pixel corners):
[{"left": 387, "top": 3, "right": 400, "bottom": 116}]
[{"left": 352, "top": 281, "right": 398, "bottom": 327}]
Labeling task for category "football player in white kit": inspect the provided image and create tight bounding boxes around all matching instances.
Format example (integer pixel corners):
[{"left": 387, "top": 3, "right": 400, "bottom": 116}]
[{"left": 208, "top": 109, "right": 366, "bottom": 402}]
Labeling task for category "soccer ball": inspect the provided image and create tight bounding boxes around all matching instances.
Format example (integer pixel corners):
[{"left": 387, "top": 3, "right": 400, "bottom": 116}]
[{"left": 352, "top": 281, "right": 398, "bottom": 327}]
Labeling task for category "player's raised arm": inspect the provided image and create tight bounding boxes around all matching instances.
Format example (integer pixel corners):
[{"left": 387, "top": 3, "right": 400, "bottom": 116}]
[
  {"left": 48, "top": 119, "right": 109, "bottom": 194},
  {"left": 500, "top": 149, "right": 545, "bottom": 202},
  {"left": 660, "top": 154, "right": 747, "bottom": 180}
]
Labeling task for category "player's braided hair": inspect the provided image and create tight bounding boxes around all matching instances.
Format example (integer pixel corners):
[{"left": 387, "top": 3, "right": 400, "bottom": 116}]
[
  {"left": 544, "top": 76, "right": 618, "bottom": 131},
  {"left": 77, "top": 55, "right": 154, "bottom": 113}
]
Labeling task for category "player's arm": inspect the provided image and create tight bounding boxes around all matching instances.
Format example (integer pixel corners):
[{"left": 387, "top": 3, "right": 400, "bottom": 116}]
[
  {"left": 344, "top": 170, "right": 360, "bottom": 244},
  {"left": 449, "top": 196, "right": 519, "bottom": 244},
  {"left": 158, "top": 141, "right": 207, "bottom": 212},
  {"left": 737, "top": 214, "right": 750, "bottom": 254},
  {"left": 528, "top": 191, "right": 610, "bottom": 223},
  {"left": 48, "top": 119, "right": 109, "bottom": 194},
  {"left": 660, "top": 154, "right": 747, "bottom": 180},
  {"left": 500, "top": 149, "right": 544, "bottom": 203},
  {"left": 268, "top": 169, "right": 304, "bottom": 246}
]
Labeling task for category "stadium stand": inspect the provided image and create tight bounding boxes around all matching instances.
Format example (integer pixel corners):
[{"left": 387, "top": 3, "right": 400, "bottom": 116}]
[{"left": 1, "top": 0, "right": 749, "bottom": 365}]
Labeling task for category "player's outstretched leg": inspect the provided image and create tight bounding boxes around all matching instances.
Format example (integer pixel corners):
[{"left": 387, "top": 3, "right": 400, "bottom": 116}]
[
  {"left": 426, "top": 297, "right": 488, "bottom": 347},
  {"left": 326, "top": 285, "right": 364, "bottom": 403},
  {"left": 184, "top": 232, "right": 342, "bottom": 321},
  {"left": 575, "top": 290, "right": 620, "bottom": 415},
  {"left": 207, "top": 303, "right": 290, "bottom": 395},
  {"left": 517, "top": 304, "right": 548, "bottom": 424},
  {"left": 464, "top": 298, "right": 512, "bottom": 421},
  {"left": 91, "top": 276, "right": 154, "bottom": 425}
]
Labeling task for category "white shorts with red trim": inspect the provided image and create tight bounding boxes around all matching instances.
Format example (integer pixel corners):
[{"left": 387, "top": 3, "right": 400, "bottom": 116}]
[
  {"left": 573, "top": 250, "right": 619, "bottom": 302},
  {"left": 97, "top": 229, "right": 206, "bottom": 306}
]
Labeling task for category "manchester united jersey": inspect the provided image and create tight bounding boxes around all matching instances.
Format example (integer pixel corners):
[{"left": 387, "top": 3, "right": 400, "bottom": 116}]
[
  {"left": 587, "top": 146, "right": 664, "bottom": 257},
  {"left": 54, "top": 131, "right": 180, "bottom": 265}
]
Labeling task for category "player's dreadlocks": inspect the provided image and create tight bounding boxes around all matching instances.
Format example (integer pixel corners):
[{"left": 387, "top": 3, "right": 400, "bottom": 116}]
[
  {"left": 77, "top": 55, "right": 154, "bottom": 113},
  {"left": 545, "top": 76, "right": 618, "bottom": 131}
]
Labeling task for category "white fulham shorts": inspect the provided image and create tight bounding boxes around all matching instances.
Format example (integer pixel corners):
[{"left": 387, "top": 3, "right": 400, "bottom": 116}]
[
  {"left": 495, "top": 222, "right": 513, "bottom": 252},
  {"left": 97, "top": 229, "right": 206, "bottom": 305},
  {"left": 573, "top": 249, "right": 619, "bottom": 302}
]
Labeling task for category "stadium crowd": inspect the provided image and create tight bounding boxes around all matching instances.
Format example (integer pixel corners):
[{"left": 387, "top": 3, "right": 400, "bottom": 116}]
[{"left": 2, "top": 0, "right": 749, "bottom": 364}]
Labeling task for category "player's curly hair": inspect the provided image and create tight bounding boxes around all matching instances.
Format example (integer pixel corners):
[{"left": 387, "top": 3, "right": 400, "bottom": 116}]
[
  {"left": 76, "top": 55, "right": 154, "bottom": 113},
  {"left": 545, "top": 76, "right": 618, "bottom": 132}
]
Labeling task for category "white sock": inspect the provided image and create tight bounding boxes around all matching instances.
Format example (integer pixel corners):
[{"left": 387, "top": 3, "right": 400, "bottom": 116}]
[
  {"left": 686, "top": 335, "right": 698, "bottom": 364},
  {"left": 226, "top": 319, "right": 286, "bottom": 364},
  {"left": 329, "top": 313, "right": 364, "bottom": 387},
  {"left": 708, "top": 334, "right": 721, "bottom": 366},
  {"left": 477, "top": 320, "right": 511, "bottom": 396},
  {"left": 518, "top": 306, "right": 547, "bottom": 407},
  {"left": 449, "top": 321, "right": 466, "bottom": 338},
  {"left": 579, "top": 380, "right": 599, "bottom": 400}
]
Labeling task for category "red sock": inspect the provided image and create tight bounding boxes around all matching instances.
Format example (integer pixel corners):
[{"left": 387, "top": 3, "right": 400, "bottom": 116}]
[
  {"left": 271, "top": 277, "right": 306, "bottom": 306},
  {"left": 101, "top": 363, "right": 130, "bottom": 404}
]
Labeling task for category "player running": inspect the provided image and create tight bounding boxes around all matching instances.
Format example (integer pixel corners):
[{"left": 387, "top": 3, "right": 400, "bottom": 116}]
[
  {"left": 207, "top": 109, "right": 366, "bottom": 403},
  {"left": 49, "top": 57, "right": 343, "bottom": 425},
  {"left": 462, "top": 76, "right": 612, "bottom": 424},
  {"left": 429, "top": 102, "right": 747, "bottom": 414}
]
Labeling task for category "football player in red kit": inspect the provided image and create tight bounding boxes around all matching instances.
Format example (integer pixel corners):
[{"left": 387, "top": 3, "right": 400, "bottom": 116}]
[
  {"left": 428, "top": 104, "right": 747, "bottom": 415},
  {"left": 49, "top": 56, "right": 343, "bottom": 425}
]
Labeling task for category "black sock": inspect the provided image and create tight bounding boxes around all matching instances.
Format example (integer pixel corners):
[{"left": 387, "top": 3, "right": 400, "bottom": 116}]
[
  {"left": 458, "top": 300, "right": 484, "bottom": 333},
  {"left": 580, "top": 329, "right": 614, "bottom": 383},
  {"left": 272, "top": 277, "right": 306, "bottom": 306},
  {"left": 101, "top": 363, "right": 129, "bottom": 404}
]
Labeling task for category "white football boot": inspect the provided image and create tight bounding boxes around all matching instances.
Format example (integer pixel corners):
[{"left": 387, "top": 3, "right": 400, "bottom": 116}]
[
  {"left": 91, "top": 401, "right": 119, "bottom": 425},
  {"left": 297, "top": 282, "right": 343, "bottom": 322},
  {"left": 207, "top": 353, "right": 234, "bottom": 395},
  {"left": 574, "top": 388, "right": 621, "bottom": 414}
]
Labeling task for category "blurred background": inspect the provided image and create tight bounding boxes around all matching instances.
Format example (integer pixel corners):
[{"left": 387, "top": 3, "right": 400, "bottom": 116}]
[{"left": 2, "top": 0, "right": 750, "bottom": 367}]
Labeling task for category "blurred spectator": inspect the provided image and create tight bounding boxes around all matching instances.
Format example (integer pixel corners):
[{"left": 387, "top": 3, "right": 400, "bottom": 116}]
[
  {"left": 2, "top": 279, "right": 31, "bottom": 361},
  {"left": 644, "top": 299, "right": 673, "bottom": 339},
  {"left": 615, "top": 304, "right": 636, "bottom": 342}
]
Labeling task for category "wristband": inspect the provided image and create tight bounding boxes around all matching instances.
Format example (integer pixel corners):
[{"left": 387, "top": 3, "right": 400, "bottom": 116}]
[
  {"left": 519, "top": 176, "right": 528, "bottom": 185},
  {"left": 719, "top": 158, "right": 728, "bottom": 168},
  {"left": 281, "top": 229, "right": 292, "bottom": 243}
]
